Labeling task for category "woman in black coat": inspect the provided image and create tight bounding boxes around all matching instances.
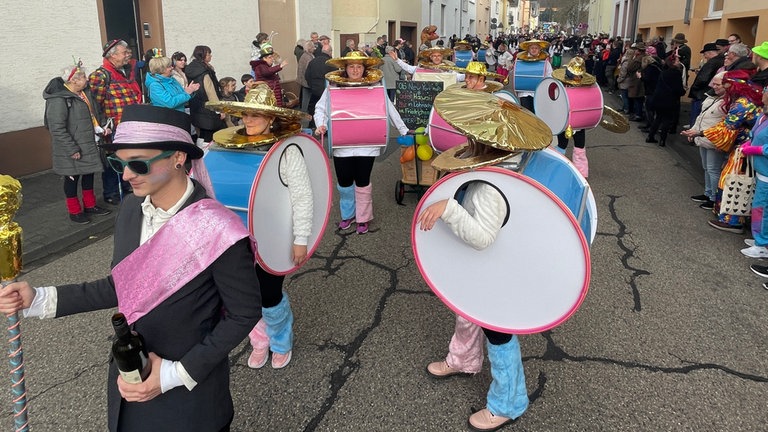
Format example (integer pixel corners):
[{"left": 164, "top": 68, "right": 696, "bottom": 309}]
[
  {"left": 43, "top": 64, "right": 111, "bottom": 223},
  {"left": 645, "top": 54, "right": 686, "bottom": 146}
]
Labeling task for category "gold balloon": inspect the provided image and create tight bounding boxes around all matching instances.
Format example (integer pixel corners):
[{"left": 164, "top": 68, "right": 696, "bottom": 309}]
[{"left": 0, "top": 175, "right": 22, "bottom": 281}]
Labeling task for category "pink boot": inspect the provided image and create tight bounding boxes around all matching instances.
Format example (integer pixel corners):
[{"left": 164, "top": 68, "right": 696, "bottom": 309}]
[
  {"left": 247, "top": 319, "right": 270, "bottom": 369},
  {"left": 572, "top": 147, "right": 589, "bottom": 178},
  {"left": 355, "top": 184, "right": 373, "bottom": 234},
  {"left": 426, "top": 315, "right": 484, "bottom": 377}
]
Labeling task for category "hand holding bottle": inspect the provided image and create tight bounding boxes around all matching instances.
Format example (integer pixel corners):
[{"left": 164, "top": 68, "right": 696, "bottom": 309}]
[{"left": 116, "top": 352, "right": 163, "bottom": 402}]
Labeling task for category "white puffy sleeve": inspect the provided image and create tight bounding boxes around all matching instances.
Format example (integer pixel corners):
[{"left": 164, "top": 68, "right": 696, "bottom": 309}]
[
  {"left": 279, "top": 145, "right": 313, "bottom": 245},
  {"left": 440, "top": 183, "right": 506, "bottom": 250}
]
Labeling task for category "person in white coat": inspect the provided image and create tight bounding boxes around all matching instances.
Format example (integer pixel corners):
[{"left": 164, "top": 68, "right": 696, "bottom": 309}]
[{"left": 314, "top": 51, "right": 409, "bottom": 234}]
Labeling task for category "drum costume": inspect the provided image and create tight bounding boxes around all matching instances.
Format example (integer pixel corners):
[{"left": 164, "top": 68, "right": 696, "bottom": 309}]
[
  {"left": 413, "top": 86, "right": 582, "bottom": 431},
  {"left": 207, "top": 84, "right": 329, "bottom": 369},
  {"left": 314, "top": 51, "right": 409, "bottom": 234},
  {"left": 512, "top": 39, "right": 552, "bottom": 112}
]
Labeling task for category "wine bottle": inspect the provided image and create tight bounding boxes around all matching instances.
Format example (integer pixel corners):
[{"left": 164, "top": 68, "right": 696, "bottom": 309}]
[{"left": 111, "top": 313, "right": 150, "bottom": 384}]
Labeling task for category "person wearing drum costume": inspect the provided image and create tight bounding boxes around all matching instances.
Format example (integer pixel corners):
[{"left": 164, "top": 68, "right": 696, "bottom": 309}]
[
  {"left": 416, "top": 86, "right": 553, "bottom": 432},
  {"left": 460, "top": 62, "right": 505, "bottom": 93},
  {"left": 394, "top": 46, "right": 465, "bottom": 80},
  {"left": 314, "top": 51, "right": 409, "bottom": 234},
  {"left": 512, "top": 39, "right": 552, "bottom": 112},
  {"left": 552, "top": 57, "right": 597, "bottom": 178},
  {"left": 207, "top": 84, "right": 314, "bottom": 369},
  {"left": 0, "top": 105, "right": 262, "bottom": 432}
]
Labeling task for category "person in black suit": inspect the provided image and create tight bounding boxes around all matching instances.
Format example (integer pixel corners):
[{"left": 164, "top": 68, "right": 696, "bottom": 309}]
[{"left": 0, "top": 105, "right": 261, "bottom": 432}]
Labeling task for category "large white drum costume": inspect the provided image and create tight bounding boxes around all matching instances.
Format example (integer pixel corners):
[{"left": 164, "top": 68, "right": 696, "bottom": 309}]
[
  {"left": 533, "top": 77, "right": 604, "bottom": 135},
  {"left": 203, "top": 134, "right": 332, "bottom": 274},
  {"left": 412, "top": 167, "right": 590, "bottom": 334},
  {"left": 327, "top": 84, "right": 389, "bottom": 151}
]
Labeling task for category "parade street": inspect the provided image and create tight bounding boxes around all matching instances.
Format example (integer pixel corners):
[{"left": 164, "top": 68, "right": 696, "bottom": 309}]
[{"left": 4, "top": 107, "right": 768, "bottom": 431}]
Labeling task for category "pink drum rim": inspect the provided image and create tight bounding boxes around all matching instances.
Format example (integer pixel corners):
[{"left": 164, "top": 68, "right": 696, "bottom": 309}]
[{"left": 410, "top": 166, "right": 591, "bottom": 334}]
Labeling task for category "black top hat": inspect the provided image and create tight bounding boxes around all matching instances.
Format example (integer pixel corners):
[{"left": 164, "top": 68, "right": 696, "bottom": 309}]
[
  {"left": 100, "top": 105, "right": 202, "bottom": 159},
  {"left": 700, "top": 43, "right": 719, "bottom": 53},
  {"left": 714, "top": 39, "right": 729, "bottom": 47}
]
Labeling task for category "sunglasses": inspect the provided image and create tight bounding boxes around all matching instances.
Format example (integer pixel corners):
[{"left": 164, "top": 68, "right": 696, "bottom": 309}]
[{"left": 107, "top": 150, "right": 175, "bottom": 175}]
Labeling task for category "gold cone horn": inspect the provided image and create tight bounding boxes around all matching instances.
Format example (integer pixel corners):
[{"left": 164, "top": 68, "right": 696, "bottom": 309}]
[{"left": 599, "top": 106, "right": 630, "bottom": 133}]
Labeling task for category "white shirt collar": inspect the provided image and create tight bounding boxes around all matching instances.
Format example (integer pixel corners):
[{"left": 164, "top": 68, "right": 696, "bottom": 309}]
[{"left": 139, "top": 178, "right": 195, "bottom": 243}]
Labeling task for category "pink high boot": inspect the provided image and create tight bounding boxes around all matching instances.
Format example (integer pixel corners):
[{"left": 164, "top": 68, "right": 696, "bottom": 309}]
[
  {"left": 247, "top": 319, "right": 270, "bottom": 369},
  {"left": 354, "top": 184, "right": 373, "bottom": 234},
  {"left": 572, "top": 147, "right": 589, "bottom": 178},
  {"left": 427, "top": 315, "right": 484, "bottom": 378}
]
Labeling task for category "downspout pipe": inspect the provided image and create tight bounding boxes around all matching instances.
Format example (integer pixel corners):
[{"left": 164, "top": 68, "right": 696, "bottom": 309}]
[
  {"left": 683, "top": 0, "right": 692, "bottom": 24},
  {"left": 366, "top": 0, "right": 381, "bottom": 34}
]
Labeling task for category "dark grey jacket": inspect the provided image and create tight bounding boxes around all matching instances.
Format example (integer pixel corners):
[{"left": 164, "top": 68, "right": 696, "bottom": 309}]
[
  {"left": 55, "top": 182, "right": 262, "bottom": 431},
  {"left": 43, "top": 77, "right": 104, "bottom": 176}
]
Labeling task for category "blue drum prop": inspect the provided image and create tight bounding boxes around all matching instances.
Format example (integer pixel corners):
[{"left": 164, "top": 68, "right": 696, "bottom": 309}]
[
  {"left": 203, "top": 133, "right": 333, "bottom": 274},
  {"left": 454, "top": 49, "right": 473, "bottom": 68},
  {"left": 513, "top": 59, "right": 547, "bottom": 92},
  {"left": 477, "top": 48, "right": 487, "bottom": 63},
  {"left": 412, "top": 167, "right": 590, "bottom": 334},
  {"left": 514, "top": 148, "right": 597, "bottom": 243},
  {"left": 494, "top": 90, "right": 520, "bottom": 105}
]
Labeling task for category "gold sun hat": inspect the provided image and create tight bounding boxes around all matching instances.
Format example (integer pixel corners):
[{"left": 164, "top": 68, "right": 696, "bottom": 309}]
[
  {"left": 460, "top": 61, "right": 506, "bottom": 85},
  {"left": 454, "top": 40, "right": 473, "bottom": 51},
  {"left": 418, "top": 46, "right": 454, "bottom": 61},
  {"left": 519, "top": 39, "right": 551, "bottom": 51},
  {"left": 207, "top": 83, "right": 310, "bottom": 148},
  {"left": 431, "top": 85, "right": 553, "bottom": 171},
  {"left": 325, "top": 50, "right": 384, "bottom": 86},
  {"left": 326, "top": 50, "right": 383, "bottom": 69},
  {"left": 551, "top": 57, "right": 596, "bottom": 86}
]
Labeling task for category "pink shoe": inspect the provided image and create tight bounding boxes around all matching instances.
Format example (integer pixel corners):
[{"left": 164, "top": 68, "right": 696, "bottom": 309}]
[
  {"left": 338, "top": 218, "right": 355, "bottom": 230},
  {"left": 426, "top": 360, "right": 472, "bottom": 378},
  {"left": 271, "top": 351, "right": 292, "bottom": 369},
  {"left": 247, "top": 346, "right": 269, "bottom": 369},
  {"left": 356, "top": 222, "right": 369, "bottom": 234},
  {"left": 468, "top": 408, "right": 515, "bottom": 431}
]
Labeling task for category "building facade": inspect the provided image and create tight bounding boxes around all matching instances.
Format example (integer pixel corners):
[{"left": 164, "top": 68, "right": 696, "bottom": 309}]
[{"left": 0, "top": 0, "right": 422, "bottom": 176}]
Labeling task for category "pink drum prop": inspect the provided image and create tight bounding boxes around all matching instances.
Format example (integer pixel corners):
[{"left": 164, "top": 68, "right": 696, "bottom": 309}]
[
  {"left": 412, "top": 167, "right": 590, "bottom": 334},
  {"left": 534, "top": 77, "right": 604, "bottom": 135},
  {"left": 328, "top": 85, "right": 388, "bottom": 149}
]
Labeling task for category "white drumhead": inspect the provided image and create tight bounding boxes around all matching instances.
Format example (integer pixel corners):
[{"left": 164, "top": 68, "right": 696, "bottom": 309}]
[
  {"left": 412, "top": 167, "right": 590, "bottom": 334},
  {"left": 534, "top": 78, "right": 570, "bottom": 135},
  {"left": 249, "top": 134, "right": 333, "bottom": 275},
  {"left": 494, "top": 90, "right": 520, "bottom": 105}
]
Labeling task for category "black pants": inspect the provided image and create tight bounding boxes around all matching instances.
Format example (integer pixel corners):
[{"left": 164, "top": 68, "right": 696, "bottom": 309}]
[
  {"left": 519, "top": 95, "right": 535, "bottom": 113},
  {"left": 483, "top": 328, "right": 513, "bottom": 345},
  {"left": 557, "top": 129, "right": 586, "bottom": 149},
  {"left": 256, "top": 265, "right": 285, "bottom": 308},
  {"left": 334, "top": 156, "right": 376, "bottom": 188},
  {"left": 64, "top": 174, "right": 95, "bottom": 198}
]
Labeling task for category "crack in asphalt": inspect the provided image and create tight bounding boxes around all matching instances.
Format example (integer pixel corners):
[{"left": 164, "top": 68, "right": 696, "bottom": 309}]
[
  {"left": 23, "top": 360, "right": 108, "bottom": 405},
  {"left": 301, "top": 234, "right": 410, "bottom": 432},
  {"left": 606, "top": 194, "right": 650, "bottom": 312},
  {"left": 526, "top": 332, "right": 767, "bottom": 382}
]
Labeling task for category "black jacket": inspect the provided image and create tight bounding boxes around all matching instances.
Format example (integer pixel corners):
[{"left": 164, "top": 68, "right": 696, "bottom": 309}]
[
  {"left": 688, "top": 55, "right": 725, "bottom": 100},
  {"left": 185, "top": 60, "right": 225, "bottom": 131},
  {"left": 305, "top": 52, "right": 335, "bottom": 97},
  {"left": 56, "top": 182, "right": 261, "bottom": 432}
]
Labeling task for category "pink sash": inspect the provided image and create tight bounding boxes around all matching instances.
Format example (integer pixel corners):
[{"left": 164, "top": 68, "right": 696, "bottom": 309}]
[{"left": 113, "top": 199, "right": 255, "bottom": 324}]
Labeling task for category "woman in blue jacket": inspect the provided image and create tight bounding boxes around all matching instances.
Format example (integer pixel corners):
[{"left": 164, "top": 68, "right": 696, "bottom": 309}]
[{"left": 145, "top": 55, "right": 200, "bottom": 111}]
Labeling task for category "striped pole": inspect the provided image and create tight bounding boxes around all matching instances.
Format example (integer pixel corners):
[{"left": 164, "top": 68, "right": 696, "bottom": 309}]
[{"left": 0, "top": 175, "right": 29, "bottom": 431}]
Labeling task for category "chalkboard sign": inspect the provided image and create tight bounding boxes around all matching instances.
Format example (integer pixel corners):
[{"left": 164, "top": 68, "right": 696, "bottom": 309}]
[{"left": 395, "top": 80, "right": 444, "bottom": 130}]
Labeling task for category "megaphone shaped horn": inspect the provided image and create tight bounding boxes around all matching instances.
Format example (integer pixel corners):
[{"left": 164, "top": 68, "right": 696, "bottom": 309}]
[{"left": 599, "top": 105, "right": 630, "bottom": 133}]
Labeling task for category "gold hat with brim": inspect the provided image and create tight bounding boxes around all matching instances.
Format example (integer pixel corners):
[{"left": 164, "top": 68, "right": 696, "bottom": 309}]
[
  {"left": 325, "top": 68, "right": 383, "bottom": 86},
  {"left": 519, "top": 39, "right": 551, "bottom": 51},
  {"left": 445, "top": 80, "right": 504, "bottom": 93},
  {"left": 418, "top": 46, "right": 454, "bottom": 60},
  {"left": 326, "top": 50, "right": 383, "bottom": 69},
  {"left": 551, "top": 57, "right": 596, "bottom": 86},
  {"left": 454, "top": 40, "right": 473, "bottom": 50},
  {"left": 431, "top": 143, "right": 519, "bottom": 172},
  {"left": 431, "top": 85, "right": 552, "bottom": 171},
  {"left": 206, "top": 83, "right": 309, "bottom": 148},
  {"left": 458, "top": 61, "right": 507, "bottom": 82}
]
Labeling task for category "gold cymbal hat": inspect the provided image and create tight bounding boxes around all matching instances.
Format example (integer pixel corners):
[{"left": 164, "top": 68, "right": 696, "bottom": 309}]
[
  {"left": 519, "top": 39, "right": 551, "bottom": 51},
  {"left": 326, "top": 50, "right": 383, "bottom": 69},
  {"left": 460, "top": 61, "right": 507, "bottom": 83},
  {"left": 325, "top": 50, "right": 384, "bottom": 86},
  {"left": 431, "top": 86, "right": 553, "bottom": 171},
  {"left": 454, "top": 40, "right": 473, "bottom": 50},
  {"left": 418, "top": 46, "right": 454, "bottom": 60},
  {"left": 207, "top": 83, "right": 309, "bottom": 148},
  {"left": 552, "top": 57, "right": 596, "bottom": 86}
]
